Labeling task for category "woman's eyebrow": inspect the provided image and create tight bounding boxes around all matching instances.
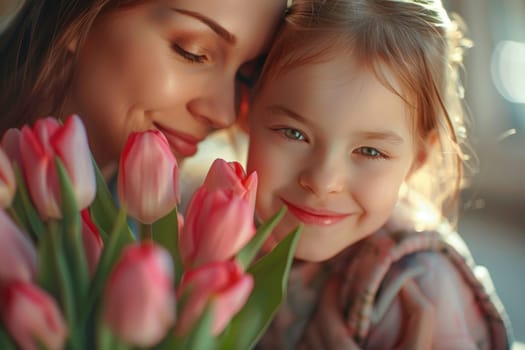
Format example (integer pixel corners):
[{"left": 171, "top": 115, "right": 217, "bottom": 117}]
[{"left": 171, "top": 8, "right": 236, "bottom": 45}]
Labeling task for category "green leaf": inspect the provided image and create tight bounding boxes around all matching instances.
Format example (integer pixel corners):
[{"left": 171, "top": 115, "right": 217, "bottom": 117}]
[
  {"left": 152, "top": 206, "right": 183, "bottom": 284},
  {"left": 55, "top": 158, "right": 90, "bottom": 310},
  {"left": 184, "top": 302, "right": 218, "bottom": 350},
  {"left": 12, "top": 164, "right": 46, "bottom": 241},
  {"left": 172, "top": 303, "right": 217, "bottom": 350},
  {"left": 80, "top": 209, "right": 134, "bottom": 323},
  {"left": 89, "top": 157, "right": 119, "bottom": 241},
  {"left": 236, "top": 207, "right": 286, "bottom": 269},
  {"left": 218, "top": 226, "right": 301, "bottom": 350},
  {"left": 96, "top": 321, "right": 130, "bottom": 350}
]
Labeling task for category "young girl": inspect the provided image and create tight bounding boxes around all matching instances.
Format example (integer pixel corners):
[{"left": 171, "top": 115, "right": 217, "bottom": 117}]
[
  {"left": 246, "top": 0, "right": 513, "bottom": 348},
  {"left": 0, "top": 0, "right": 286, "bottom": 175}
]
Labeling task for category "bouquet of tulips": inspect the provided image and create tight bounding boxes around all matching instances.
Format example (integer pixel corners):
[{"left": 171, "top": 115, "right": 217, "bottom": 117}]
[{"left": 0, "top": 115, "right": 300, "bottom": 350}]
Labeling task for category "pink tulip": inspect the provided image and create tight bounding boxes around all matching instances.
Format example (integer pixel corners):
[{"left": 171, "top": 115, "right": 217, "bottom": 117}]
[
  {"left": 103, "top": 242, "right": 176, "bottom": 347},
  {"left": 81, "top": 209, "right": 103, "bottom": 277},
  {"left": 1, "top": 127, "right": 22, "bottom": 167},
  {"left": 202, "top": 158, "right": 258, "bottom": 213},
  {"left": 0, "top": 210, "right": 37, "bottom": 283},
  {"left": 19, "top": 115, "right": 96, "bottom": 220},
  {"left": 176, "top": 261, "right": 254, "bottom": 336},
  {"left": 0, "top": 147, "right": 16, "bottom": 208},
  {"left": 0, "top": 281, "right": 67, "bottom": 350},
  {"left": 179, "top": 187, "right": 256, "bottom": 269},
  {"left": 118, "top": 131, "right": 179, "bottom": 224},
  {"left": 177, "top": 212, "right": 184, "bottom": 232}
]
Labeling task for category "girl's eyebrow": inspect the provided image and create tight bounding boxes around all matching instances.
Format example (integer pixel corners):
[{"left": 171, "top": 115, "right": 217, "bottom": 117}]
[
  {"left": 267, "top": 105, "right": 308, "bottom": 123},
  {"left": 357, "top": 131, "right": 405, "bottom": 145},
  {"left": 171, "top": 8, "right": 236, "bottom": 44}
]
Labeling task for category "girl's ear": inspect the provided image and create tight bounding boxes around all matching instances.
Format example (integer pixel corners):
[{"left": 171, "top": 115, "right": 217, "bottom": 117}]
[{"left": 407, "top": 130, "right": 438, "bottom": 178}]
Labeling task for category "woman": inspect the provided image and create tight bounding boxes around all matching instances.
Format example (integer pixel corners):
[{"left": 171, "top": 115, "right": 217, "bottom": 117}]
[{"left": 0, "top": 0, "right": 286, "bottom": 174}]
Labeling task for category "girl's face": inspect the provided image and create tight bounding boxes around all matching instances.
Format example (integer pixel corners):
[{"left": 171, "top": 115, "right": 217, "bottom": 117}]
[
  {"left": 247, "top": 53, "right": 427, "bottom": 262},
  {"left": 68, "top": 0, "right": 284, "bottom": 168}
]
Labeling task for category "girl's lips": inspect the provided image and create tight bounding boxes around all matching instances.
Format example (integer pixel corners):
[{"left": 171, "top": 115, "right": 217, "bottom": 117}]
[
  {"left": 282, "top": 199, "right": 351, "bottom": 226},
  {"left": 154, "top": 123, "right": 200, "bottom": 158}
]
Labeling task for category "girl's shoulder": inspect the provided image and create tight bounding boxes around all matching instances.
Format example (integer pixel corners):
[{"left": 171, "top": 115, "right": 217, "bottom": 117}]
[{"left": 336, "top": 225, "right": 513, "bottom": 348}]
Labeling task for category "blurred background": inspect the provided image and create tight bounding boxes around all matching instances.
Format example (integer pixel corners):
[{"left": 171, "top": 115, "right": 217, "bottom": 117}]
[
  {"left": 445, "top": 0, "right": 525, "bottom": 344},
  {"left": 1, "top": 0, "right": 524, "bottom": 345}
]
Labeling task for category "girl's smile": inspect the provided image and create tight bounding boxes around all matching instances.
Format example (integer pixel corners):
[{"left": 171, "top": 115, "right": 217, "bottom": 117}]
[{"left": 281, "top": 199, "right": 352, "bottom": 226}]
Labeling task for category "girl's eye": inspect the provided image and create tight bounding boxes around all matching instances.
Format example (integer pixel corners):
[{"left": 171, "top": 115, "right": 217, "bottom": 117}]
[
  {"left": 356, "top": 146, "right": 386, "bottom": 159},
  {"left": 275, "top": 128, "right": 307, "bottom": 141},
  {"left": 172, "top": 43, "right": 207, "bottom": 63}
]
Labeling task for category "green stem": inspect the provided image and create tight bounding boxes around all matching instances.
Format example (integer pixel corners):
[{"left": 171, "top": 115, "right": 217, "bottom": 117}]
[
  {"left": 140, "top": 223, "right": 153, "bottom": 241},
  {"left": 48, "top": 220, "right": 83, "bottom": 350}
]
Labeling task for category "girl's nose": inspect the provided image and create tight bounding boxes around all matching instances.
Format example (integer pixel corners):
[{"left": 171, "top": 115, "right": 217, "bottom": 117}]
[
  {"left": 187, "top": 75, "right": 237, "bottom": 130},
  {"left": 298, "top": 156, "right": 347, "bottom": 197}
]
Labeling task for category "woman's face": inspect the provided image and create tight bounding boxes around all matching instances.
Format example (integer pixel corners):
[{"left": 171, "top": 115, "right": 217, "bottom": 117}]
[{"left": 68, "top": 0, "right": 285, "bottom": 168}]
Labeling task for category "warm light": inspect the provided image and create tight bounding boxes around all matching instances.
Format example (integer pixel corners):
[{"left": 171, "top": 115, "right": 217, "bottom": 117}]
[{"left": 491, "top": 40, "right": 525, "bottom": 104}]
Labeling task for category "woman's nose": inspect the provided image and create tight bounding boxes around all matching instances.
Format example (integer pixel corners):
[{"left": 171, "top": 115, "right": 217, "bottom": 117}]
[
  {"left": 298, "top": 155, "right": 347, "bottom": 197},
  {"left": 187, "top": 75, "right": 237, "bottom": 130}
]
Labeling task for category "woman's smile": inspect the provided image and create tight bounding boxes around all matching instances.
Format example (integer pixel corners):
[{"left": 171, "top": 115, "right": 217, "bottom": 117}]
[{"left": 154, "top": 122, "right": 202, "bottom": 158}]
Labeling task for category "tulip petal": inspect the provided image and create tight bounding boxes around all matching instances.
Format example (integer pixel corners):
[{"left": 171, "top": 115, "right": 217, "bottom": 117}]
[
  {"left": 176, "top": 261, "right": 253, "bottom": 336},
  {"left": 0, "top": 210, "right": 37, "bottom": 283},
  {"left": 192, "top": 195, "right": 255, "bottom": 267},
  {"left": 118, "top": 131, "right": 179, "bottom": 224},
  {"left": 202, "top": 159, "right": 258, "bottom": 207},
  {"left": 33, "top": 118, "right": 60, "bottom": 155},
  {"left": 104, "top": 242, "right": 176, "bottom": 347},
  {"left": 242, "top": 171, "right": 258, "bottom": 213},
  {"left": 1, "top": 128, "right": 22, "bottom": 166},
  {"left": 0, "top": 147, "right": 16, "bottom": 208},
  {"left": 180, "top": 188, "right": 255, "bottom": 269},
  {"left": 20, "top": 126, "right": 61, "bottom": 219},
  {"left": 1, "top": 282, "right": 68, "bottom": 350},
  {"left": 212, "top": 273, "right": 253, "bottom": 335},
  {"left": 52, "top": 115, "right": 96, "bottom": 210},
  {"left": 203, "top": 159, "right": 246, "bottom": 197},
  {"left": 80, "top": 209, "right": 103, "bottom": 277}
]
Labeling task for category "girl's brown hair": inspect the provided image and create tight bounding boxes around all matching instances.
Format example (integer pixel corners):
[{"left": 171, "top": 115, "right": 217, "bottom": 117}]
[
  {"left": 0, "top": 0, "right": 141, "bottom": 133},
  {"left": 256, "top": 0, "right": 473, "bottom": 224}
]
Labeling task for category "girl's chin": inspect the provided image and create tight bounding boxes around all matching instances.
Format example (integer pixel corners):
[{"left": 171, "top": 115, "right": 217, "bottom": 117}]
[{"left": 293, "top": 239, "right": 341, "bottom": 263}]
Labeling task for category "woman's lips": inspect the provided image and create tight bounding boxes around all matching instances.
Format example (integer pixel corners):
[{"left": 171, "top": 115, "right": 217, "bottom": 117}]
[
  {"left": 154, "top": 123, "right": 200, "bottom": 158},
  {"left": 282, "top": 199, "right": 351, "bottom": 226}
]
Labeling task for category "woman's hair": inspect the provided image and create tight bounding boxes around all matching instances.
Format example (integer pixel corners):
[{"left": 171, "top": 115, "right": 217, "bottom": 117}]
[
  {"left": 0, "top": 0, "right": 142, "bottom": 133},
  {"left": 257, "top": 0, "right": 473, "bottom": 223}
]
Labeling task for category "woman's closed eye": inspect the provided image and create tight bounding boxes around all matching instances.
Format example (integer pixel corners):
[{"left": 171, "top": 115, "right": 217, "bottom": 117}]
[
  {"left": 354, "top": 146, "right": 388, "bottom": 159},
  {"left": 172, "top": 43, "right": 207, "bottom": 63},
  {"left": 273, "top": 127, "right": 308, "bottom": 142}
]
